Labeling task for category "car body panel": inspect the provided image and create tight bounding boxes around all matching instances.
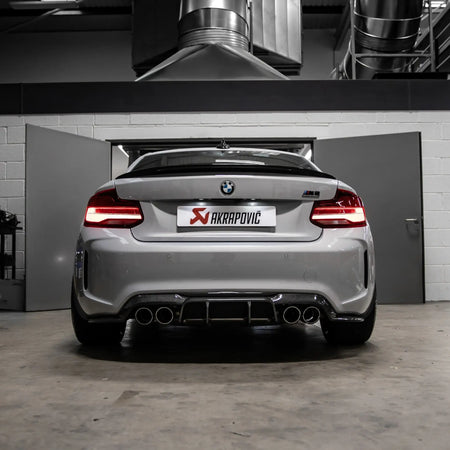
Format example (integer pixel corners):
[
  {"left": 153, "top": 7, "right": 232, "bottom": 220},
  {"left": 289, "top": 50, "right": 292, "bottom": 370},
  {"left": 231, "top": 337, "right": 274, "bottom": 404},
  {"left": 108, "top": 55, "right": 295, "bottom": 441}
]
[
  {"left": 74, "top": 225, "right": 375, "bottom": 317},
  {"left": 73, "top": 147, "right": 376, "bottom": 329}
]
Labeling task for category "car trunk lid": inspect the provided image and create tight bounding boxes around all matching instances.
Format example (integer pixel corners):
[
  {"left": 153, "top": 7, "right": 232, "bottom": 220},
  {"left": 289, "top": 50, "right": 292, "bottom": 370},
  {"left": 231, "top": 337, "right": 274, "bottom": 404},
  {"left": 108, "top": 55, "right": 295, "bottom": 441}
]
[{"left": 115, "top": 174, "right": 338, "bottom": 242}]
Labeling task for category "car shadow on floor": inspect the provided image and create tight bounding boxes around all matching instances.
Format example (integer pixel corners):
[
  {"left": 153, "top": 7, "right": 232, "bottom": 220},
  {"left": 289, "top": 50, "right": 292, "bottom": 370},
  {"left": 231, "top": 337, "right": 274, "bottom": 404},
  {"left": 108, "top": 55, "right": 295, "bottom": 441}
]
[{"left": 73, "top": 321, "right": 376, "bottom": 364}]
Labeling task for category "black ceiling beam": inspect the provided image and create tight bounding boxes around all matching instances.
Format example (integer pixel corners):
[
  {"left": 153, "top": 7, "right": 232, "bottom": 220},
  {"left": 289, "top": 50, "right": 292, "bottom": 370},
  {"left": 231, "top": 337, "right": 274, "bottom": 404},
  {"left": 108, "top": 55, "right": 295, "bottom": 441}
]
[{"left": 1, "top": 81, "right": 450, "bottom": 115}]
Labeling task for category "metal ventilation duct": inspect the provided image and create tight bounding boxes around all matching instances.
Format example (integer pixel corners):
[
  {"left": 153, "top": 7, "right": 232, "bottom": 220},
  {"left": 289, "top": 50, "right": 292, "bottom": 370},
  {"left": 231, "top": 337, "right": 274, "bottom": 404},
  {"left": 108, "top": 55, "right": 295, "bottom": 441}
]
[
  {"left": 252, "top": 0, "right": 303, "bottom": 74},
  {"left": 137, "top": 0, "right": 288, "bottom": 81},
  {"left": 341, "top": 0, "right": 423, "bottom": 79},
  {"left": 178, "top": 0, "right": 249, "bottom": 49}
]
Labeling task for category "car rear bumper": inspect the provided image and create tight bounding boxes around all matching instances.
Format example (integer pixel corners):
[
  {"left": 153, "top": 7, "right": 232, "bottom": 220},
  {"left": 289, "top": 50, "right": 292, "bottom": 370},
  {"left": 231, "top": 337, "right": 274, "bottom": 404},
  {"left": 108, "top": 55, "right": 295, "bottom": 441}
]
[{"left": 73, "top": 226, "right": 375, "bottom": 319}]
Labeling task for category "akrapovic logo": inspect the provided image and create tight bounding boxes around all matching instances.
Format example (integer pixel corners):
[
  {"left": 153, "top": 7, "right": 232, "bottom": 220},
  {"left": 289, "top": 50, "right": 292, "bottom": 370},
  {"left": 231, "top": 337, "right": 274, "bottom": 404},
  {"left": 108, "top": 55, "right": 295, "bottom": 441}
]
[
  {"left": 178, "top": 205, "right": 276, "bottom": 228},
  {"left": 190, "top": 208, "right": 261, "bottom": 225}
]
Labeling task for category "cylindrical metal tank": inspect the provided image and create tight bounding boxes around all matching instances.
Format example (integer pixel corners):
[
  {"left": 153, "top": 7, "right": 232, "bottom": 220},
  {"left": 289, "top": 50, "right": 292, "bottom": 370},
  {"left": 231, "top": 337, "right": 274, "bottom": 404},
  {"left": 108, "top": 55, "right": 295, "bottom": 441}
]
[{"left": 342, "top": 0, "right": 423, "bottom": 79}]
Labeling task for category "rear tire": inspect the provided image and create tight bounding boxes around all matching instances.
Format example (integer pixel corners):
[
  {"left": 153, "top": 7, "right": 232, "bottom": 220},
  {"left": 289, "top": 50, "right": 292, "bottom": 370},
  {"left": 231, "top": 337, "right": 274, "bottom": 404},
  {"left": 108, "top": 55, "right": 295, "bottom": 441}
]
[
  {"left": 71, "top": 287, "right": 125, "bottom": 345},
  {"left": 320, "top": 302, "right": 376, "bottom": 345}
]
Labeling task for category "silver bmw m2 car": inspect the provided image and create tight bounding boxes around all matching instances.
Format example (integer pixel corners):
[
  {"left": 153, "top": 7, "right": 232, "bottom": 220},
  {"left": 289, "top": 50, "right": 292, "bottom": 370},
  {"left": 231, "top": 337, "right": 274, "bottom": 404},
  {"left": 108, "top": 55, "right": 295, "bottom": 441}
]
[{"left": 72, "top": 146, "right": 376, "bottom": 345}]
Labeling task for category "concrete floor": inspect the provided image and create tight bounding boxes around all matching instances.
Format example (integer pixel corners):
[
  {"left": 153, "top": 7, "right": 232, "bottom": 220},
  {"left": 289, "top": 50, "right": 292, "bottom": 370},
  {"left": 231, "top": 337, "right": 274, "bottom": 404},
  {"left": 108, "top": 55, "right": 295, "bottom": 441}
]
[{"left": 0, "top": 304, "right": 449, "bottom": 450}]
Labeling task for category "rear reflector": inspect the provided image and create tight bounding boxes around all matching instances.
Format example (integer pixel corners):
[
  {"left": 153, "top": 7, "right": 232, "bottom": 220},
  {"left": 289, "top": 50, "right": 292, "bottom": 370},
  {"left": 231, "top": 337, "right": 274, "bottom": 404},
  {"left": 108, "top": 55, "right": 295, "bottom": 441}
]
[
  {"left": 310, "top": 189, "right": 367, "bottom": 228},
  {"left": 84, "top": 188, "right": 143, "bottom": 228}
]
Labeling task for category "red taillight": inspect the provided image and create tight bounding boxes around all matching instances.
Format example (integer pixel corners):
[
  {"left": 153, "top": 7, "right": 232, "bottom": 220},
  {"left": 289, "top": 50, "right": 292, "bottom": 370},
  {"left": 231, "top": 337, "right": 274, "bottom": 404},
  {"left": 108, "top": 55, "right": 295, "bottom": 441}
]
[
  {"left": 310, "top": 189, "right": 367, "bottom": 228},
  {"left": 84, "top": 188, "right": 143, "bottom": 228}
]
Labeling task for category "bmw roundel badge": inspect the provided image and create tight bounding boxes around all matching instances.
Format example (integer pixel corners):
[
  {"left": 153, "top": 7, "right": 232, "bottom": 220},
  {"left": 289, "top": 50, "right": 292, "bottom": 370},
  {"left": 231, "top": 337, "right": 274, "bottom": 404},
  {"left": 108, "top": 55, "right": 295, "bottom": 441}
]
[{"left": 221, "top": 180, "right": 235, "bottom": 195}]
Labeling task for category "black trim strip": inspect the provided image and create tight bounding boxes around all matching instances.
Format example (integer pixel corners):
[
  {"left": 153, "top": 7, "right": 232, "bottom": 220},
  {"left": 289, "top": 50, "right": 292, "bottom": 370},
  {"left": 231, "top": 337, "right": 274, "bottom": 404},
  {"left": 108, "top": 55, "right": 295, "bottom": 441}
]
[
  {"left": 83, "top": 251, "right": 89, "bottom": 291},
  {"left": 0, "top": 80, "right": 449, "bottom": 114},
  {"left": 364, "top": 250, "right": 368, "bottom": 289}
]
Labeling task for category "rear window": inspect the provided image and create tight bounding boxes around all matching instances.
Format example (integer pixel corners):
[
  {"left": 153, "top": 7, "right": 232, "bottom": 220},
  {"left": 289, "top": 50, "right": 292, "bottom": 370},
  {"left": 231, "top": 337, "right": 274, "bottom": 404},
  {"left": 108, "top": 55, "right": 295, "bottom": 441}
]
[{"left": 132, "top": 149, "right": 317, "bottom": 172}]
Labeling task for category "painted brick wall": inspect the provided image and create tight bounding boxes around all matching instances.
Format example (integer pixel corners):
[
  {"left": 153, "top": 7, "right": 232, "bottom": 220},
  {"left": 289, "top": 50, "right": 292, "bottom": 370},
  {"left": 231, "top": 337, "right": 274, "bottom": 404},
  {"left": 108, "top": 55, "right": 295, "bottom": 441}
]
[{"left": 1, "top": 111, "right": 449, "bottom": 301}]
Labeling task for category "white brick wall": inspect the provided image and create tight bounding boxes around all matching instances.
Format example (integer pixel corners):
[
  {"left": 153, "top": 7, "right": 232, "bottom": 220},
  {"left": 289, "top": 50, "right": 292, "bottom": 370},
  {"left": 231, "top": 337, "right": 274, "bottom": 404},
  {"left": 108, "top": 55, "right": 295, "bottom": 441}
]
[
  {"left": 0, "top": 144, "right": 24, "bottom": 162},
  {"left": 0, "top": 180, "right": 24, "bottom": 197},
  {"left": 0, "top": 111, "right": 449, "bottom": 301},
  {"left": 6, "top": 162, "right": 25, "bottom": 179},
  {"left": 7, "top": 126, "right": 25, "bottom": 144}
]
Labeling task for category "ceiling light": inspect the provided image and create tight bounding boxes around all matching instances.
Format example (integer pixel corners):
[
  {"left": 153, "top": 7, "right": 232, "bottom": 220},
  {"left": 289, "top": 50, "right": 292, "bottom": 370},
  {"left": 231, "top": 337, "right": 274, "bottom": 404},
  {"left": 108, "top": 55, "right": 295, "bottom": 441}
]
[{"left": 427, "top": 1, "right": 447, "bottom": 8}]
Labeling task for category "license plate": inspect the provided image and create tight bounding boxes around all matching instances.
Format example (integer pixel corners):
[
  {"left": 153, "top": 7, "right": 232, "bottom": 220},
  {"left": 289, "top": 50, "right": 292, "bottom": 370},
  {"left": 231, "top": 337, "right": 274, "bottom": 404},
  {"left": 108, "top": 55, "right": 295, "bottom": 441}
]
[{"left": 177, "top": 206, "right": 276, "bottom": 227}]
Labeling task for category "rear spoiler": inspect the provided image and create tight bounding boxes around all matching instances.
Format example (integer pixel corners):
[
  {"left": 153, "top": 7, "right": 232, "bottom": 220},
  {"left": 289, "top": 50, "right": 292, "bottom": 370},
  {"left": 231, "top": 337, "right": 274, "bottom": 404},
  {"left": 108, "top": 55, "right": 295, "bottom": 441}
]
[{"left": 117, "top": 165, "right": 336, "bottom": 180}]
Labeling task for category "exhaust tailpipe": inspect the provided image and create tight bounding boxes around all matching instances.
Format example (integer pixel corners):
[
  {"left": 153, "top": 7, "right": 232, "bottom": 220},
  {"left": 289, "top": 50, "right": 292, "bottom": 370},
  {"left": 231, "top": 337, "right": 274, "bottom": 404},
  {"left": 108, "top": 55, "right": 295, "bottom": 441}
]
[
  {"left": 155, "top": 307, "right": 174, "bottom": 325},
  {"left": 302, "top": 306, "right": 320, "bottom": 325},
  {"left": 282, "top": 306, "right": 302, "bottom": 325},
  {"left": 135, "top": 307, "right": 154, "bottom": 326}
]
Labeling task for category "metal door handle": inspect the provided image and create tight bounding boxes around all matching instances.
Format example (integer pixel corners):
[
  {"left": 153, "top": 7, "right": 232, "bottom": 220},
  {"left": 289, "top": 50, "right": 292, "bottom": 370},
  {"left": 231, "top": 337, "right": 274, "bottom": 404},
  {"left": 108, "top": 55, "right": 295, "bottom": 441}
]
[{"left": 405, "top": 218, "right": 419, "bottom": 224}]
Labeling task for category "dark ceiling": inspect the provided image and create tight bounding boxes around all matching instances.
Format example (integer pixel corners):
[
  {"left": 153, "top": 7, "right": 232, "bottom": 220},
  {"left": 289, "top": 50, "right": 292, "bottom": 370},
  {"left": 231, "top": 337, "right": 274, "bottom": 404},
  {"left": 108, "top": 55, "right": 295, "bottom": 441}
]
[{"left": 0, "top": 0, "right": 347, "bottom": 33}]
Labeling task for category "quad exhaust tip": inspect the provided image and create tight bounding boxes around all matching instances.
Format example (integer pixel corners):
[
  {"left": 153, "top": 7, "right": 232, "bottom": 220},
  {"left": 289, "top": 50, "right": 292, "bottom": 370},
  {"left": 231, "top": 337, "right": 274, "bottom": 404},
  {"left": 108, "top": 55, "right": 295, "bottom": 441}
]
[
  {"left": 136, "top": 304, "right": 318, "bottom": 326},
  {"left": 302, "top": 306, "right": 320, "bottom": 325},
  {"left": 155, "top": 307, "right": 175, "bottom": 325},
  {"left": 135, "top": 307, "right": 154, "bottom": 326},
  {"left": 135, "top": 306, "right": 175, "bottom": 326},
  {"left": 283, "top": 306, "right": 302, "bottom": 325},
  {"left": 282, "top": 306, "right": 321, "bottom": 325}
]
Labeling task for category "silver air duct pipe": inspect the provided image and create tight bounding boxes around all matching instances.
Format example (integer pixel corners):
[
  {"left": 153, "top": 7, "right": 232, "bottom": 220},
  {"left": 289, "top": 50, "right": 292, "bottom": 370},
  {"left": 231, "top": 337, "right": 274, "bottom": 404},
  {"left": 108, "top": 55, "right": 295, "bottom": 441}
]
[
  {"left": 137, "top": 0, "right": 287, "bottom": 81},
  {"left": 179, "top": 0, "right": 249, "bottom": 49},
  {"left": 341, "top": 0, "right": 423, "bottom": 79}
]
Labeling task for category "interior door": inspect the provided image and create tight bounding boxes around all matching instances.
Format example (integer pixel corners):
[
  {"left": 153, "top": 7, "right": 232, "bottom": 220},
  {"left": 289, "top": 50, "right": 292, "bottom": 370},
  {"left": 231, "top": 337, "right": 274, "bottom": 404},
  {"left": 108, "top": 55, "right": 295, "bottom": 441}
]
[
  {"left": 314, "top": 132, "right": 424, "bottom": 304},
  {"left": 26, "top": 125, "right": 111, "bottom": 311}
]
